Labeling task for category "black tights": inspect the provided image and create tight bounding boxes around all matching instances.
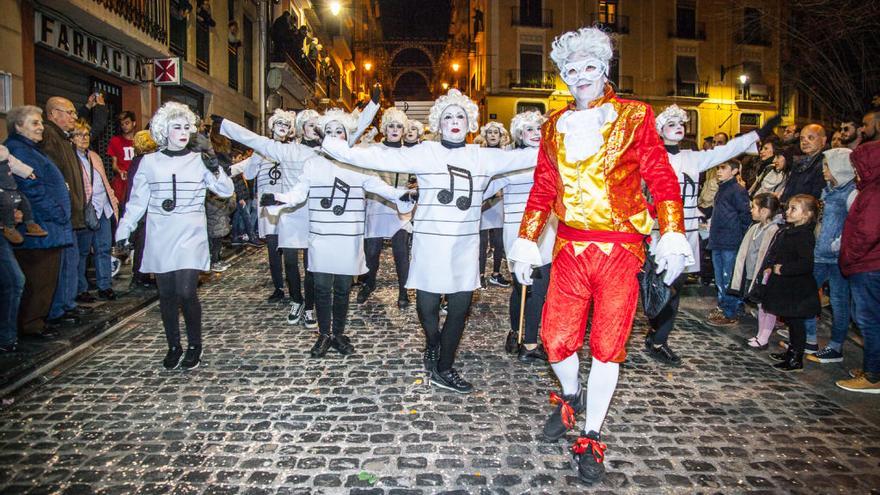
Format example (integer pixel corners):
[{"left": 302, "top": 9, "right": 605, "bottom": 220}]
[
  {"left": 312, "top": 272, "right": 352, "bottom": 336},
  {"left": 266, "top": 234, "right": 284, "bottom": 291},
  {"left": 155, "top": 269, "right": 201, "bottom": 349},
  {"left": 363, "top": 229, "right": 410, "bottom": 299},
  {"left": 509, "top": 263, "right": 551, "bottom": 345},
  {"left": 416, "top": 290, "right": 473, "bottom": 372},
  {"left": 479, "top": 228, "right": 504, "bottom": 275},
  {"left": 787, "top": 317, "right": 807, "bottom": 354},
  {"left": 647, "top": 274, "right": 687, "bottom": 345},
  {"left": 283, "top": 248, "right": 314, "bottom": 309}
]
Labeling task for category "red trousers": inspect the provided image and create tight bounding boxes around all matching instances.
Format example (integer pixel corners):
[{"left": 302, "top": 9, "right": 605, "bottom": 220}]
[{"left": 540, "top": 242, "right": 641, "bottom": 363}]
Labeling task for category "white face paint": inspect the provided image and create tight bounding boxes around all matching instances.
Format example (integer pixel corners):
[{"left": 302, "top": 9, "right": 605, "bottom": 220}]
[
  {"left": 661, "top": 120, "right": 685, "bottom": 144},
  {"left": 484, "top": 127, "right": 502, "bottom": 146},
  {"left": 521, "top": 125, "right": 542, "bottom": 147},
  {"left": 561, "top": 54, "right": 607, "bottom": 109},
  {"left": 303, "top": 119, "right": 319, "bottom": 141},
  {"left": 272, "top": 121, "right": 292, "bottom": 141},
  {"left": 440, "top": 105, "right": 467, "bottom": 143},
  {"left": 324, "top": 121, "right": 347, "bottom": 141},
  {"left": 167, "top": 117, "right": 193, "bottom": 151},
  {"left": 404, "top": 125, "right": 421, "bottom": 144},
  {"left": 384, "top": 121, "right": 404, "bottom": 143}
]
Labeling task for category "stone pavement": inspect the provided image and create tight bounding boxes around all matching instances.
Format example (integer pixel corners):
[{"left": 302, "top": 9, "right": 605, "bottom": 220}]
[{"left": 1, "top": 249, "right": 879, "bottom": 494}]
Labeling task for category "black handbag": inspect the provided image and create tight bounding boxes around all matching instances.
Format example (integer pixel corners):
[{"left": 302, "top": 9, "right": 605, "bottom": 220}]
[
  {"left": 83, "top": 159, "right": 100, "bottom": 230},
  {"left": 637, "top": 244, "right": 672, "bottom": 319}
]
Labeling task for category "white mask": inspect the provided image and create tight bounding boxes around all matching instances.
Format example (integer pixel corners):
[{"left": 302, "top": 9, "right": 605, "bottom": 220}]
[
  {"left": 167, "top": 118, "right": 193, "bottom": 151},
  {"left": 440, "top": 105, "right": 467, "bottom": 143},
  {"left": 324, "top": 121, "right": 347, "bottom": 140},
  {"left": 272, "top": 121, "right": 292, "bottom": 141},
  {"left": 661, "top": 120, "right": 685, "bottom": 144},
  {"left": 562, "top": 56, "right": 608, "bottom": 108}
]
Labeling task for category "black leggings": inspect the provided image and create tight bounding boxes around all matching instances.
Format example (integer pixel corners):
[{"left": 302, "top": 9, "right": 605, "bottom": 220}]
[
  {"left": 787, "top": 317, "right": 807, "bottom": 354},
  {"left": 209, "top": 237, "right": 222, "bottom": 264},
  {"left": 647, "top": 273, "right": 687, "bottom": 345},
  {"left": 265, "top": 234, "right": 284, "bottom": 290},
  {"left": 312, "top": 272, "right": 352, "bottom": 336},
  {"left": 155, "top": 269, "right": 201, "bottom": 349},
  {"left": 509, "top": 263, "right": 551, "bottom": 345},
  {"left": 479, "top": 228, "right": 504, "bottom": 275},
  {"left": 363, "top": 229, "right": 410, "bottom": 298},
  {"left": 283, "top": 248, "right": 314, "bottom": 309},
  {"left": 416, "top": 290, "right": 473, "bottom": 372},
  {"left": 132, "top": 221, "right": 146, "bottom": 280}
]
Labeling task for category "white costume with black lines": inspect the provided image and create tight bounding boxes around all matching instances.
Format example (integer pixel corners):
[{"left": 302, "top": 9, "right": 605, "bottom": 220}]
[{"left": 484, "top": 170, "right": 557, "bottom": 265}]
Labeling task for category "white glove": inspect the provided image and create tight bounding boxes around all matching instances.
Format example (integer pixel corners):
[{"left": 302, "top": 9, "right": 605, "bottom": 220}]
[
  {"left": 655, "top": 254, "right": 687, "bottom": 285},
  {"left": 513, "top": 261, "right": 534, "bottom": 286},
  {"left": 831, "top": 237, "right": 841, "bottom": 253},
  {"left": 652, "top": 232, "right": 695, "bottom": 286}
]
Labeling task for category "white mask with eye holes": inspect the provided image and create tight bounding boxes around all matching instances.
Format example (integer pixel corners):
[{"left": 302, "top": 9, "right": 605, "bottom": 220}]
[
  {"left": 324, "top": 121, "right": 347, "bottom": 141},
  {"left": 272, "top": 121, "right": 292, "bottom": 141},
  {"left": 440, "top": 105, "right": 468, "bottom": 143},
  {"left": 561, "top": 56, "right": 608, "bottom": 108},
  {"left": 167, "top": 118, "right": 193, "bottom": 151}
]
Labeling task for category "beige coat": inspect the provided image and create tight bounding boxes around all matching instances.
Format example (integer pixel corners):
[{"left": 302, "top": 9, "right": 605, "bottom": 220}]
[
  {"left": 81, "top": 149, "right": 119, "bottom": 220},
  {"left": 729, "top": 219, "right": 781, "bottom": 297}
]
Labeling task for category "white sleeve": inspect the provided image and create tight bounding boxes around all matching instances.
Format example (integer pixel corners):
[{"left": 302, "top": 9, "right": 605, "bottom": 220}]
[
  {"left": 220, "top": 119, "right": 304, "bottom": 165},
  {"left": 228, "top": 157, "right": 248, "bottom": 177},
  {"left": 322, "top": 137, "right": 420, "bottom": 173},
  {"left": 204, "top": 166, "right": 235, "bottom": 198},
  {"left": 483, "top": 177, "right": 509, "bottom": 200},
  {"left": 480, "top": 146, "right": 539, "bottom": 176},
  {"left": 348, "top": 100, "right": 380, "bottom": 147},
  {"left": 694, "top": 131, "right": 760, "bottom": 173},
  {"left": 274, "top": 181, "right": 310, "bottom": 206},
  {"left": 116, "top": 161, "right": 150, "bottom": 241}
]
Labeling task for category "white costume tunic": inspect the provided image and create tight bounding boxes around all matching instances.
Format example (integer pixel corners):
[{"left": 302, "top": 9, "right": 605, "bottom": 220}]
[
  {"left": 223, "top": 120, "right": 312, "bottom": 249},
  {"left": 484, "top": 170, "right": 557, "bottom": 266},
  {"left": 322, "top": 139, "right": 539, "bottom": 294},
  {"left": 117, "top": 150, "right": 234, "bottom": 273},
  {"left": 650, "top": 131, "right": 759, "bottom": 272},
  {"left": 274, "top": 154, "right": 412, "bottom": 276},
  {"left": 364, "top": 145, "right": 413, "bottom": 239}
]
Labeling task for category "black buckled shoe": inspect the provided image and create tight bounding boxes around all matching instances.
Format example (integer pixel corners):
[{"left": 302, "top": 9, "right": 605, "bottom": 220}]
[
  {"left": 769, "top": 347, "right": 793, "bottom": 362},
  {"left": 310, "top": 334, "right": 333, "bottom": 358},
  {"left": 356, "top": 285, "right": 373, "bottom": 304},
  {"left": 397, "top": 297, "right": 410, "bottom": 310},
  {"left": 267, "top": 289, "right": 285, "bottom": 303},
  {"left": 430, "top": 367, "right": 473, "bottom": 394},
  {"left": 772, "top": 351, "right": 804, "bottom": 372},
  {"left": 330, "top": 334, "right": 355, "bottom": 355},
  {"left": 518, "top": 345, "right": 548, "bottom": 363},
  {"left": 646, "top": 342, "right": 682, "bottom": 366},
  {"left": 505, "top": 331, "right": 519, "bottom": 354},
  {"left": 423, "top": 344, "right": 440, "bottom": 372},
  {"left": 543, "top": 387, "right": 587, "bottom": 442},
  {"left": 571, "top": 431, "right": 607, "bottom": 485},
  {"left": 163, "top": 345, "right": 184, "bottom": 370},
  {"left": 180, "top": 346, "right": 202, "bottom": 370}
]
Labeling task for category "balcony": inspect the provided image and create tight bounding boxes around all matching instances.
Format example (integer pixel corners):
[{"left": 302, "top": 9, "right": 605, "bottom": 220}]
[
  {"left": 507, "top": 70, "right": 556, "bottom": 90},
  {"left": 91, "top": 0, "right": 169, "bottom": 44},
  {"left": 668, "top": 20, "right": 706, "bottom": 40},
  {"left": 737, "top": 83, "right": 774, "bottom": 102},
  {"left": 735, "top": 31, "right": 771, "bottom": 47},
  {"left": 510, "top": 7, "right": 553, "bottom": 28},
  {"left": 591, "top": 13, "right": 629, "bottom": 34},
  {"left": 668, "top": 79, "right": 709, "bottom": 98}
]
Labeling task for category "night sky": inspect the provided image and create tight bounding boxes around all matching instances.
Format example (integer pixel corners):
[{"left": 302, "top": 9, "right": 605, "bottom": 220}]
[{"left": 378, "top": 0, "right": 451, "bottom": 39}]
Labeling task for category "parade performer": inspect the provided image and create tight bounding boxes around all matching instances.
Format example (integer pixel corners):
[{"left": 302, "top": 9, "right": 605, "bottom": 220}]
[
  {"left": 116, "top": 102, "right": 234, "bottom": 371},
  {"left": 507, "top": 28, "right": 692, "bottom": 484},
  {"left": 477, "top": 121, "right": 510, "bottom": 288},
  {"left": 257, "top": 108, "right": 413, "bottom": 357},
  {"left": 404, "top": 119, "right": 424, "bottom": 147},
  {"left": 483, "top": 110, "right": 553, "bottom": 361},
  {"left": 646, "top": 105, "right": 778, "bottom": 365},
  {"left": 357, "top": 107, "right": 414, "bottom": 309},
  {"left": 321, "top": 88, "right": 539, "bottom": 394}
]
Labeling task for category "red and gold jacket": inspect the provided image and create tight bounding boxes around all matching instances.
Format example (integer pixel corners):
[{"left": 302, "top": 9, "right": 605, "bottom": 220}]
[{"left": 518, "top": 86, "right": 685, "bottom": 262}]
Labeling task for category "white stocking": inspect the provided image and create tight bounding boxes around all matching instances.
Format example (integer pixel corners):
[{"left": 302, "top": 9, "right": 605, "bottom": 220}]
[
  {"left": 584, "top": 357, "right": 619, "bottom": 434},
  {"left": 550, "top": 353, "right": 580, "bottom": 395}
]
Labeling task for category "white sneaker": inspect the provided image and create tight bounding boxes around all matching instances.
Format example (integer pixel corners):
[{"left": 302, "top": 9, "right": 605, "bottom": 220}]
[
  {"left": 211, "top": 261, "right": 229, "bottom": 273},
  {"left": 303, "top": 309, "right": 318, "bottom": 329},
  {"left": 110, "top": 256, "right": 121, "bottom": 277},
  {"left": 287, "top": 301, "right": 304, "bottom": 325}
]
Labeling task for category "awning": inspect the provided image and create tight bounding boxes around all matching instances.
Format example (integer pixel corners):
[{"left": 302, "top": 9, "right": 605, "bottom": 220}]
[{"left": 676, "top": 56, "right": 700, "bottom": 84}]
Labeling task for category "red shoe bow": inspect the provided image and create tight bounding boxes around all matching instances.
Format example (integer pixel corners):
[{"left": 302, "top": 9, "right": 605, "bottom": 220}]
[
  {"left": 571, "top": 436, "right": 607, "bottom": 464},
  {"left": 549, "top": 391, "right": 576, "bottom": 430}
]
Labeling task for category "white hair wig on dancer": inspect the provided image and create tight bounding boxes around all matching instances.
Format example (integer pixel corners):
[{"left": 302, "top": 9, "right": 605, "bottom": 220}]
[
  {"left": 479, "top": 121, "right": 509, "bottom": 139},
  {"left": 407, "top": 119, "right": 425, "bottom": 137},
  {"left": 510, "top": 110, "right": 546, "bottom": 145},
  {"left": 550, "top": 27, "right": 613, "bottom": 70},
  {"left": 655, "top": 104, "right": 689, "bottom": 134},
  {"left": 268, "top": 108, "right": 297, "bottom": 136},
  {"left": 295, "top": 109, "right": 320, "bottom": 137},
  {"left": 428, "top": 89, "right": 479, "bottom": 134},
  {"left": 380, "top": 107, "right": 408, "bottom": 131},
  {"left": 317, "top": 108, "right": 359, "bottom": 137},
  {"left": 150, "top": 101, "right": 199, "bottom": 148}
]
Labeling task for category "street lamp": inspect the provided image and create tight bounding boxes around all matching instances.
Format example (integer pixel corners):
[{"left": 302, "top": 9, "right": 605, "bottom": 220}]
[
  {"left": 329, "top": 1, "right": 342, "bottom": 16},
  {"left": 738, "top": 74, "right": 749, "bottom": 85},
  {"left": 441, "top": 82, "right": 449, "bottom": 90},
  {"left": 364, "top": 61, "right": 372, "bottom": 72},
  {"left": 451, "top": 62, "right": 460, "bottom": 73}
]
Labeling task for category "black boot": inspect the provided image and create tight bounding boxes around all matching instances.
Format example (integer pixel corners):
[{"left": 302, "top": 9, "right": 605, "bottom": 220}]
[
  {"left": 267, "top": 288, "right": 285, "bottom": 303},
  {"left": 180, "top": 346, "right": 202, "bottom": 370},
  {"left": 571, "top": 430, "right": 607, "bottom": 485},
  {"left": 423, "top": 344, "right": 440, "bottom": 372},
  {"left": 163, "top": 345, "right": 183, "bottom": 370},
  {"left": 644, "top": 330, "right": 655, "bottom": 350},
  {"left": 356, "top": 285, "right": 373, "bottom": 304},
  {"left": 769, "top": 347, "right": 794, "bottom": 362},
  {"left": 310, "top": 334, "right": 333, "bottom": 358},
  {"left": 505, "top": 331, "right": 519, "bottom": 354},
  {"left": 543, "top": 387, "right": 587, "bottom": 442},
  {"left": 330, "top": 334, "right": 355, "bottom": 355},
  {"left": 646, "top": 342, "right": 682, "bottom": 366},
  {"left": 518, "top": 345, "right": 548, "bottom": 363},
  {"left": 773, "top": 351, "right": 804, "bottom": 372}
]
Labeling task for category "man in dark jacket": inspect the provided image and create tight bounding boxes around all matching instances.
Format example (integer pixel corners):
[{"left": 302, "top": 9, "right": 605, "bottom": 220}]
[
  {"left": 707, "top": 159, "right": 752, "bottom": 324},
  {"left": 41, "top": 96, "right": 92, "bottom": 325},
  {"left": 837, "top": 137, "right": 880, "bottom": 393},
  {"left": 780, "top": 124, "right": 826, "bottom": 204}
]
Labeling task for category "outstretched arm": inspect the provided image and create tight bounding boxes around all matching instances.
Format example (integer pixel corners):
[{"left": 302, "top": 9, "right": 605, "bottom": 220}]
[
  {"left": 219, "top": 119, "right": 307, "bottom": 165},
  {"left": 204, "top": 166, "right": 235, "bottom": 198},
  {"left": 322, "top": 137, "right": 420, "bottom": 174},
  {"left": 362, "top": 173, "right": 415, "bottom": 214},
  {"left": 480, "top": 146, "right": 539, "bottom": 177},
  {"left": 694, "top": 131, "right": 759, "bottom": 173}
]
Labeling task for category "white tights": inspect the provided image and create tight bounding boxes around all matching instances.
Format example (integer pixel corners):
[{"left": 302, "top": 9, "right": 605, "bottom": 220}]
[{"left": 550, "top": 353, "right": 620, "bottom": 434}]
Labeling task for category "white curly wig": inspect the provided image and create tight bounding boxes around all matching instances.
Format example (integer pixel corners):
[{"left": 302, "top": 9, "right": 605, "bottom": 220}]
[
  {"left": 380, "top": 107, "right": 408, "bottom": 132},
  {"left": 655, "top": 104, "right": 689, "bottom": 134},
  {"left": 317, "top": 108, "right": 359, "bottom": 137},
  {"left": 428, "top": 89, "right": 479, "bottom": 134},
  {"left": 550, "top": 27, "right": 613, "bottom": 71},
  {"left": 150, "top": 101, "right": 199, "bottom": 148},
  {"left": 407, "top": 119, "right": 425, "bottom": 137},
  {"left": 510, "top": 111, "right": 547, "bottom": 145},
  {"left": 268, "top": 109, "right": 297, "bottom": 137},
  {"left": 295, "top": 109, "right": 320, "bottom": 137},
  {"left": 479, "top": 121, "right": 511, "bottom": 147}
]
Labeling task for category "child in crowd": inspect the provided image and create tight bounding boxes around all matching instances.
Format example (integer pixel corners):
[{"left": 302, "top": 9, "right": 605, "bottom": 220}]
[
  {"left": 728, "top": 193, "right": 784, "bottom": 348},
  {"left": 0, "top": 144, "right": 47, "bottom": 243},
  {"left": 763, "top": 194, "right": 821, "bottom": 372},
  {"left": 707, "top": 159, "right": 752, "bottom": 325}
]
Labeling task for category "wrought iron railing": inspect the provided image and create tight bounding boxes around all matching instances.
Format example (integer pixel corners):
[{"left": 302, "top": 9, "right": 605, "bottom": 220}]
[
  {"left": 510, "top": 7, "right": 553, "bottom": 28},
  {"left": 507, "top": 70, "right": 556, "bottom": 90},
  {"left": 91, "top": 0, "right": 169, "bottom": 44}
]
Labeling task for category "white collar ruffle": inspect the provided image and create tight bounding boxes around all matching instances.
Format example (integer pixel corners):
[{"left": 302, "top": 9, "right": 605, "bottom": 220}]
[{"left": 556, "top": 103, "right": 618, "bottom": 162}]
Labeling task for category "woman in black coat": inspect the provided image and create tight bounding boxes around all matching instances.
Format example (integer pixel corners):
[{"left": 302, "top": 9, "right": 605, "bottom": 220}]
[{"left": 762, "top": 194, "right": 821, "bottom": 371}]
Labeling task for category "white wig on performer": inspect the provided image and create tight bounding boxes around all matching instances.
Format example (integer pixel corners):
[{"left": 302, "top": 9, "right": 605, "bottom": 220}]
[
  {"left": 655, "top": 104, "right": 689, "bottom": 134},
  {"left": 317, "top": 108, "right": 359, "bottom": 137},
  {"left": 380, "top": 107, "right": 409, "bottom": 132},
  {"left": 549, "top": 27, "right": 613, "bottom": 73},
  {"left": 510, "top": 110, "right": 546, "bottom": 146},
  {"left": 407, "top": 119, "right": 425, "bottom": 137},
  {"left": 428, "top": 89, "right": 479, "bottom": 134},
  {"left": 295, "top": 109, "right": 320, "bottom": 137},
  {"left": 480, "top": 121, "right": 510, "bottom": 139},
  {"left": 268, "top": 108, "right": 297, "bottom": 137},
  {"left": 150, "top": 101, "right": 199, "bottom": 148}
]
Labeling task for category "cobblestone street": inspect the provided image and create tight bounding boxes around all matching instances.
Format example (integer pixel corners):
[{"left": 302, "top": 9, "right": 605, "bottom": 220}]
[{"left": 1, "top": 250, "right": 879, "bottom": 494}]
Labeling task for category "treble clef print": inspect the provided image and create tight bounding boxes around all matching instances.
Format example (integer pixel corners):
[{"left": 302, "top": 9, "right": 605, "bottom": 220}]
[
  {"left": 268, "top": 163, "right": 282, "bottom": 185},
  {"left": 162, "top": 174, "right": 177, "bottom": 212}
]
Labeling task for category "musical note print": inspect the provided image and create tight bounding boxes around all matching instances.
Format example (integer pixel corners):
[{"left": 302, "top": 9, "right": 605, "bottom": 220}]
[
  {"left": 437, "top": 165, "right": 473, "bottom": 211},
  {"left": 162, "top": 174, "right": 177, "bottom": 212},
  {"left": 320, "top": 177, "right": 351, "bottom": 216},
  {"left": 268, "top": 163, "right": 282, "bottom": 185}
]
